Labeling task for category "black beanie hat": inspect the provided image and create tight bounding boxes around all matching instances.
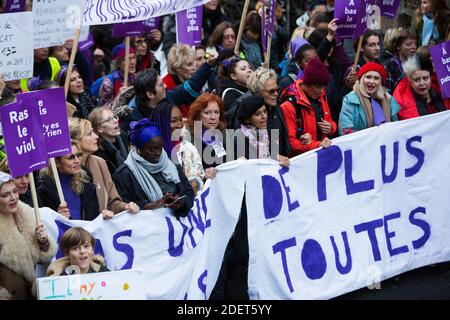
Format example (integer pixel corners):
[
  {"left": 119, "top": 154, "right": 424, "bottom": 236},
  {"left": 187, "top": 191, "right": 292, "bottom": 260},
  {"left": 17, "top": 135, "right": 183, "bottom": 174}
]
[{"left": 238, "top": 95, "right": 265, "bottom": 124}]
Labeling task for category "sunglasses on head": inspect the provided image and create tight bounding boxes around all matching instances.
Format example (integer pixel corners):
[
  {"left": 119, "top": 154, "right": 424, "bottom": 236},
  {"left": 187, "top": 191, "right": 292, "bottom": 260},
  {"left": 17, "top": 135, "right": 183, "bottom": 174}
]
[{"left": 64, "top": 152, "right": 83, "bottom": 161}]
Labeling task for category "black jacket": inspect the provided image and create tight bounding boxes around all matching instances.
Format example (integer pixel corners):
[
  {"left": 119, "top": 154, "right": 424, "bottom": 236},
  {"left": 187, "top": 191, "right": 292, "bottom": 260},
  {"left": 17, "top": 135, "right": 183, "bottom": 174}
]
[
  {"left": 113, "top": 163, "right": 194, "bottom": 217},
  {"left": 94, "top": 133, "right": 129, "bottom": 175},
  {"left": 37, "top": 175, "right": 101, "bottom": 221}
]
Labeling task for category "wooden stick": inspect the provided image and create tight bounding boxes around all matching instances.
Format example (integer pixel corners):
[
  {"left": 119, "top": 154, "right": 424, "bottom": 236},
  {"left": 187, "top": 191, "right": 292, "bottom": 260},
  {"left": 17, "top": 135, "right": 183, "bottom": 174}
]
[
  {"left": 234, "top": 0, "right": 251, "bottom": 54},
  {"left": 353, "top": 36, "right": 363, "bottom": 70},
  {"left": 28, "top": 172, "right": 41, "bottom": 225},
  {"left": 123, "top": 37, "right": 130, "bottom": 88},
  {"left": 49, "top": 158, "right": 65, "bottom": 204},
  {"left": 265, "top": 35, "right": 272, "bottom": 67},
  {"left": 64, "top": 28, "right": 81, "bottom": 99}
]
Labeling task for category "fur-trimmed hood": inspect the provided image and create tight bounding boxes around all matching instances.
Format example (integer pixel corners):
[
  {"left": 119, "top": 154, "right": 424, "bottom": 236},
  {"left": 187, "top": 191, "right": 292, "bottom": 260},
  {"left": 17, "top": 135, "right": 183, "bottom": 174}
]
[
  {"left": 47, "top": 255, "right": 106, "bottom": 277},
  {"left": 0, "top": 201, "right": 56, "bottom": 297}
]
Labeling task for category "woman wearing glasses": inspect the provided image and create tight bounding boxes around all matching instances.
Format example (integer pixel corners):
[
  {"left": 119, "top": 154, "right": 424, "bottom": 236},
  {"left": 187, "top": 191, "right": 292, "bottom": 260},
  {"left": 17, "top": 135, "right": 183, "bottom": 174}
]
[
  {"left": 88, "top": 106, "right": 129, "bottom": 175},
  {"left": 38, "top": 142, "right": 110, "bottom": 221},
  {"left": 68, "top": 117, "right": 139, "bottom": 217}
]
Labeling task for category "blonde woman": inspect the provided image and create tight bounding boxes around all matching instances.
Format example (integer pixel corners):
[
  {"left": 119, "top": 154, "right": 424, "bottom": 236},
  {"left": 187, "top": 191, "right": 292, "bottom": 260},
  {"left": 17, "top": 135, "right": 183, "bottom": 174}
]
[
  {"left": 68, "top": 117, "right": 139, "bottom": 216},
  {"left": 38, "top": 141, "right": 108, "bottom": 220},
  {"left": 0, "top": 171, "right": 56, "bottom": 299},
  {"left": 339, "top": 62, "right": 401, "bottom": 135}
]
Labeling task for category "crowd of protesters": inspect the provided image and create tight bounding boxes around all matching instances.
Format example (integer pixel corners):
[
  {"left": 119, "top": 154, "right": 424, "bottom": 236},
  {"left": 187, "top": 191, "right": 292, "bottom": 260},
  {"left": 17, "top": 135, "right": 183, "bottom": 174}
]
[{"left": 0, "top": 0, "right": 449, "bottom": 300}]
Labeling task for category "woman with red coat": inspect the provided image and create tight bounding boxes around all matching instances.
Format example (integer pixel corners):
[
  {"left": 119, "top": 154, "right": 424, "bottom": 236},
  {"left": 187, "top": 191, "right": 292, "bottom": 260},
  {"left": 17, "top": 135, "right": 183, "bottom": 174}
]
[
  {"left": 393, "top": 56, "right": 449, "bottom": 120},
  {"left": 280, "top": 57, "right": 336, "bottom": 156}
]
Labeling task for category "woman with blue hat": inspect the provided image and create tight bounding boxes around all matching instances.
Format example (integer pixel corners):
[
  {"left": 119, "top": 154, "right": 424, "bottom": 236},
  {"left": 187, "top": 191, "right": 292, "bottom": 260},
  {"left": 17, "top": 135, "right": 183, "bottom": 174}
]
[{"left": 113, "top": 119, "right": 194, "bottom": 217}]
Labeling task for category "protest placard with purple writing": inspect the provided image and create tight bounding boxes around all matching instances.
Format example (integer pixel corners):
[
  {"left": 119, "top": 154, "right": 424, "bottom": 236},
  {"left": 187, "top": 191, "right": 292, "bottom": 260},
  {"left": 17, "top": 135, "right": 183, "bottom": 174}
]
[
  {"left": 430, "top": 40, "right": 450, "bottom": 99},
  {"left": 17, "top": 88, "right": 72, "bottom": 158},
  {"left": 379, "top": 0, "right": 401, "bottom": 18},
  {"left": 3, "top": 0, "right": 26, "bottom": 12},
  {"left": 335, "top": 0, "right": 359, "bottom": 40},
  {"left": 176, "top": 6, "right": 203, "bottom": 46},
  {"left": 0, "top": 101, "right": 48, "bottom": 177}
]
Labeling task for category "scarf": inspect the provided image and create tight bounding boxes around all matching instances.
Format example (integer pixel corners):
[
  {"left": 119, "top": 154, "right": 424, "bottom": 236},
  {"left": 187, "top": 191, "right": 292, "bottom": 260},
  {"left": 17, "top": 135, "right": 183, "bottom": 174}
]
[
  {"left": 124, "top": 147, "right": 180, "bottom": 202},
  {"left": 422, "top": 13, "right": 440, "bottom": 46},
  {"left": 353, "top": 80, "right": 392, "bottom": 128},
  {"left": 241, "top": 124, "right": 271, "bottom": 159},
  {"left": 102, "top": 136, "right": 128, "bottom": 168}
]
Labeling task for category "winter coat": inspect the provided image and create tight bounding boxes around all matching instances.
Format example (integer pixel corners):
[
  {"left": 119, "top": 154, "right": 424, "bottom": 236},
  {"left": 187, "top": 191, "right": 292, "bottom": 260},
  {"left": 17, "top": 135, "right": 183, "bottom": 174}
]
[
  {"left": 393, "top": 78, "right": 449, "bottom": 120},
  {"left": 0, "top": 202, "right": 56, "bottom": 299},
  {"left": 339, "top": 91, "right": 400, "bottom": 135},
  {"left": 84, "top": 155, "right": 128, "bottom": 214},
  {"left": 94, "top": 134, "right": 129, "bottom": 175},
  {"left": 47, "top": 255, "right": 109, "bottom": 276},
  {"left": 280, "top": 80, "right": 336, "bottom": 156},
  {"left": 67, "top": 91, "right": 98, "bottom": 119},
  {"left": 113, "top": 163, "right": 194, "bottom": 217},
  {"left": 38, "top": 175, "right": 101, "bottom": 221}
]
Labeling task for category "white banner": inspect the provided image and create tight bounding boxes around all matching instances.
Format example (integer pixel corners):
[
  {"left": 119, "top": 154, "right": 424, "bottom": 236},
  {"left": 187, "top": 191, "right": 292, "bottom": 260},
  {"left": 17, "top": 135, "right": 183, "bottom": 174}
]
[
  {"left": 245, "top": 111, "right": 450, "bottom": 299},
  {"left": 38, "top": 160, "right": 245, "bottom": 300},
  {"left": 33, "top": 0, "right": 89, "bottom": 49},
  {"left": 0, "top": 12, "right": 34, "bottom": 81},
  {"left": 82, "top": 0, "right": 211, "bottom": 26}
]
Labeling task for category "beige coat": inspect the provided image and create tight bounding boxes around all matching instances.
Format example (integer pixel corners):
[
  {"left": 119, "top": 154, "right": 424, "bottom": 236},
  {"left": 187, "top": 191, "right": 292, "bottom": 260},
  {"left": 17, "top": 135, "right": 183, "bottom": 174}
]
[
  {"left": 0, "top": 202, "right": 56, "bottom": 299},
  {"left": 85, "top": 155, "right": 127, "bottom": 213}
]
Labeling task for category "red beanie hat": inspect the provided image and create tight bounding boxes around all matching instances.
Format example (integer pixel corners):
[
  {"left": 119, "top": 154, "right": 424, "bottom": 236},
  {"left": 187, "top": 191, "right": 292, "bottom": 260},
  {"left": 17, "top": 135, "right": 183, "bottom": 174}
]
[
  {"left": 302, "top": 57, "right": 330, "bottom": 85},
  {"left": 357, "top": 62, "right": 388, "bottom": 82}
]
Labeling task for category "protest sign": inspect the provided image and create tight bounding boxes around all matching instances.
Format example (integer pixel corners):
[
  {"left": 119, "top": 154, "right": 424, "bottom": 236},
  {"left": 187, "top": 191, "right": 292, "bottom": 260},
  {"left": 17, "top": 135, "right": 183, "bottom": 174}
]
[
  {"left": 379, "top": 0, "right": 401, "bottom": 18},
  {"left": 17, "top": 88, "right": 72, "bottom": 158},
  {"left": 353, "top": 0, "right": 379, "bottom": 40},
  {"left": 38, "top": 160, "right": 246, "bottom": 299},
  {"left": 335, "top": 0, "right": 359, "bottom": 40},
  {"left": 112, "top": 17, "right": 160, "bottom": 38},
  {"left": 83, "top": 0, "right": 210, "bottom": 25},
  {"left": 430, "top": 40, "right": 450, "bottom": 99},
  {"left": 0, "top": 11, "right": 33, "bottom": 81},
  {"left": 0, "top": 100, "right": 48, "bottom": 177},
  {"left": 245, "top": 111, "right": 450, "bottom": 299},
  {"left": 3, "top": 0, "right": 26, "bottom": 13},
  {"left": 37, "top": 270, "right": 146, "bottom": 300},
  {"left": 176, "top": 6, "right": 203, "bottom": 46},
  {"left": 33, "top": 0, "right": 89, "bottom": 49},
  {"left": 78, "top": 32, "right": 94, "bottom": 52}
]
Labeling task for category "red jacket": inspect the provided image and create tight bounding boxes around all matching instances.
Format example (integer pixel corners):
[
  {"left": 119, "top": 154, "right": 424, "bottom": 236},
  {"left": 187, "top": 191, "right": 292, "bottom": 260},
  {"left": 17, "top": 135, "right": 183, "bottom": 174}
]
[
  {"left": 163, "top": 73, "right": 190, "bottom": 117},
  {"left": 280, "top": 80, "right": 336, "bottom": 156},
  {"left": 394, "top": 78, "right": 450, "bottom": 120}
]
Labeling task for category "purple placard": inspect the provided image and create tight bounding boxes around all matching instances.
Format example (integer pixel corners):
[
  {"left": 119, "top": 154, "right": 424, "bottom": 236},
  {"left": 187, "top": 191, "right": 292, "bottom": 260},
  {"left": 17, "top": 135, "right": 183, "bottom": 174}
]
[
  {"left": 112, "top": 21, "right": 147, "bottom": 38},
  {"left": 78, "top": 32, "right": 95, "bottom": 52},
  {"left": 17, "top": 88, "right": 72, "bottom": 158},
  {"left": 335, "top": 0, "right": 359, "bottom": 40},
  {"left": 176, "top": 6, "right": 203, "bottom": 46},
  {"left": 262, "top": 1, "right": 267, "bottom": 53},
  {"left": 267, "top": 0, "right": 276, "bottom": 36},
  {"left": 0, "top": 101, "right": 48, "bottom": 177},
  {"left": 353, "top": 0, "right": 377, "bottom": 40},
  {"left": 143, "top": 17, "right": 160, "bottom": 30},
  {"left": 379, "top": 0, "right": 401, "bottom": 18},
  {"left": 2, "top": 0, "right": 26, "bottom": 13},
  {"left": 430, "top": 41, "right": 450, "bottom": 99}
]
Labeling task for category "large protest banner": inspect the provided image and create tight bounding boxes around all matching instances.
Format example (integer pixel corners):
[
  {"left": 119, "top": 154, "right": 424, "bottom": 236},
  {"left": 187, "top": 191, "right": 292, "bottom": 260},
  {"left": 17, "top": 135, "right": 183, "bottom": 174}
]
[
  {"left": 82, "top": 0, "right": 211, "bottom": 25},
  {"left": 37, "top": 269, "right": 146, "bottom": 300},
  {"left": 0, "top": 11, "right": 33, "bottom": 81},
  {"left": 245, "top": 111, "right": 450, "bottom": 299},
  {"left": 38, "top": 160, "right": 245, "bottom": 299}
]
